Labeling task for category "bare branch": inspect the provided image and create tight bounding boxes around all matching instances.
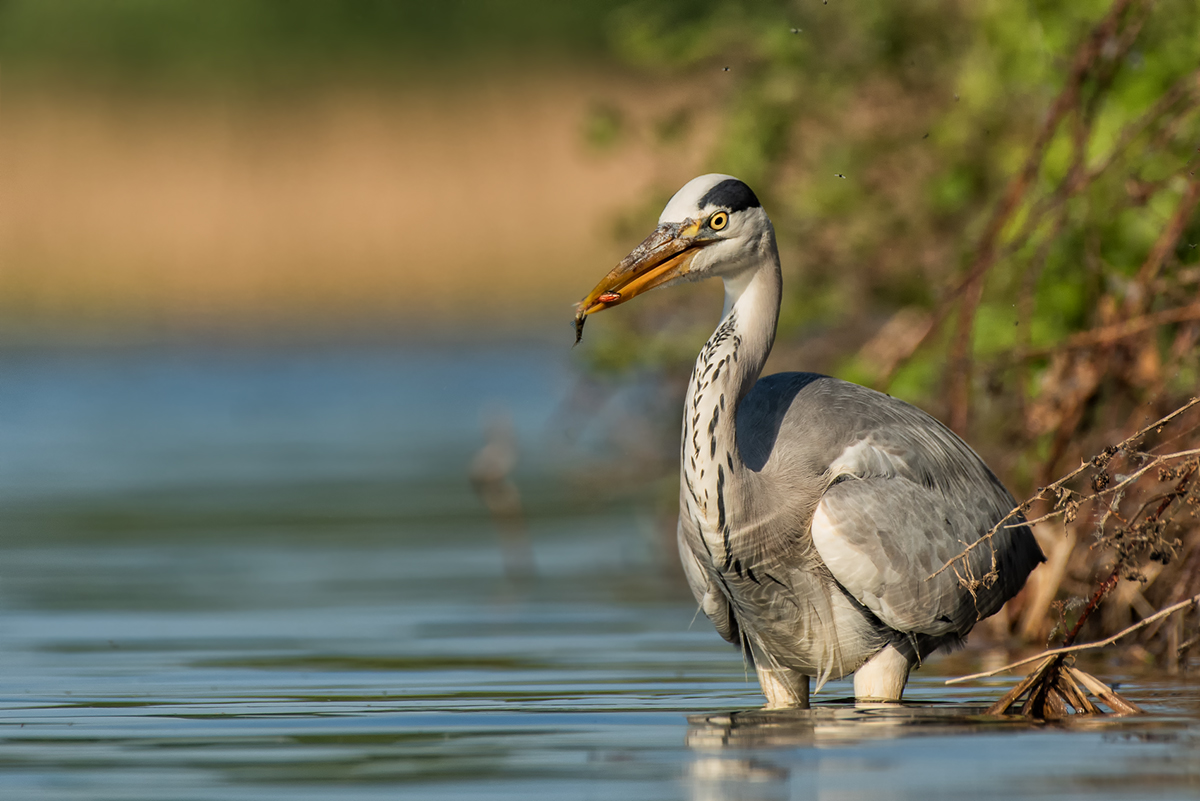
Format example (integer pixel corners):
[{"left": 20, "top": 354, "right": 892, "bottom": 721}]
[
  {"left": 927, "top": 398, "right": 1200, "bottom": 582},
  {"left": 947, "top": 590, "right": 1200, "bottom": 684},
  {"left": 1021, "top": 302, "right": 1200, "bottom": 358}
]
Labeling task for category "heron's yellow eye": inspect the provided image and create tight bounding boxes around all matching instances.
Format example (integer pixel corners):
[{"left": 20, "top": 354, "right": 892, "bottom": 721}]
[{"left": 709, "top": 211, "right": 729, "bottom": 230}]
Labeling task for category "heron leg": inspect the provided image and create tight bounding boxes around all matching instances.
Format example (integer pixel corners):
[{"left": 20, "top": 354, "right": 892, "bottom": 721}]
[
  {"left": 852, "top": 643, "right": 912, "bottom": 702},
  {"left": 756, "top": 665, "right": 810, "bottom": 709},
  {"left": 749, "top": 642, "right": 810, "bottom": 709}
]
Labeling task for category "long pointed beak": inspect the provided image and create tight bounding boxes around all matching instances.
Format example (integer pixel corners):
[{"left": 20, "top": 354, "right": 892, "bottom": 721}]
[{"left": 573, "top": 219, "right": 713, "bottom": 343}]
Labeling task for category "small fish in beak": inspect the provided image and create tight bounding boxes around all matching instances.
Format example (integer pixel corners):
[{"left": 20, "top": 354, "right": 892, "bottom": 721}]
[
  {"left": 572, "top": 219, "right": 715, "bottom": 344},
  {"left": 573, "top": 311, "right": 586, "bottom": 345}
]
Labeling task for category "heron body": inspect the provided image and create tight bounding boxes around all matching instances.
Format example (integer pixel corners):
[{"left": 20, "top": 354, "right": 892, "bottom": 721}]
[{"left": 576, "top": 174, "right": 1044, "bottom": 706}]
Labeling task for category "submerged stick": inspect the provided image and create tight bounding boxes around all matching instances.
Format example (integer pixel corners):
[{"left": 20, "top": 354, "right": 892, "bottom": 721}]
[
  {"left": 1068, "top": 667, "right": 1144, "bottom": 715},
  {"left": 1058, "top": 669, "right": 1102, "bottom": 715},
  {"left": 984, "top": 656, "right": 1054, "bottom": 714}
]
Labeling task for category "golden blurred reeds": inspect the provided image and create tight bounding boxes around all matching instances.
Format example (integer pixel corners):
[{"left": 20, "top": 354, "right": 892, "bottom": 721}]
[{"left": 0, "top": 73, "right": 714, "bottom": 339}]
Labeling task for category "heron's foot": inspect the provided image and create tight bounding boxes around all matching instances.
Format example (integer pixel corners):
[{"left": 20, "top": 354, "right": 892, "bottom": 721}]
[{"left": 853, "top": 643, "right": 912, "bottom": 702}]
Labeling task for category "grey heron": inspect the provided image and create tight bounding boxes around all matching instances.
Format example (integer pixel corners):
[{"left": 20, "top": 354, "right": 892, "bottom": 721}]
[{"left": 574, "top": 174, "right": 1044, "bottom": 706}]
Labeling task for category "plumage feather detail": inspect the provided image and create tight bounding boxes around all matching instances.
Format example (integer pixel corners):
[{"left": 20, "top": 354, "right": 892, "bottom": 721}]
[{"left": 678, "top": 369, "right": 1044, "bottom": 692}]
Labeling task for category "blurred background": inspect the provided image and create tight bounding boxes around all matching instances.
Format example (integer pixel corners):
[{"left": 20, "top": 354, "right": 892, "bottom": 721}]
[{"left": 1, "top": 0, "right": 1199, "bottom": 677}]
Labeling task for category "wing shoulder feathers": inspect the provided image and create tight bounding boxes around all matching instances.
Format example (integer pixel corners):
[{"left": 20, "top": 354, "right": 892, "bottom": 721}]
[
  {"left": 749, "top": 373, "right": 1021, "bottom": 507},
  {"left": 746, "top": 373, "right": 1044, "bottom": 636}
]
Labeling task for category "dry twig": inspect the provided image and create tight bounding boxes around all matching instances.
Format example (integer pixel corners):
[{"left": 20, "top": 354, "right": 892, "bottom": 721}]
[
  {"left": 928, "top": 397, "right": 1200, "bottom": 582},
  {"left": 948, "top": 590, "right": 1200, "bottom": 684}
]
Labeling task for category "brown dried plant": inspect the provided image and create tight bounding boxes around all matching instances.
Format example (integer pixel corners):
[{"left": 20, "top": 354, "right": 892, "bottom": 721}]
[
  {"left": 915, "top": 0, "right": 1200, "bottom": 717},
  {"left": 946, "top": 398, "right": 1200, "bottom": 717}
]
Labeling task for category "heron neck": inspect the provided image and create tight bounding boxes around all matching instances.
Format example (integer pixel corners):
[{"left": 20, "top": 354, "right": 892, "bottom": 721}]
[
  {"left": 717, "top": 255, "right": 780, "bottom": 407},
  {"left": 680, "top": 252, "right": 780, "bottom": 542}
]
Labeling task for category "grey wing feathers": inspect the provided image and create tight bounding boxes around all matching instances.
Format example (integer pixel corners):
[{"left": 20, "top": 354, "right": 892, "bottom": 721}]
[
  {"left": 746, "top": 373, "right": 1043, "bottom": 640},
  {"left": 677, "top": 515, "right": 741, "bottom": 646},
  {"left": 814, "top": 476, "right": 1029, "bottom": 636}
]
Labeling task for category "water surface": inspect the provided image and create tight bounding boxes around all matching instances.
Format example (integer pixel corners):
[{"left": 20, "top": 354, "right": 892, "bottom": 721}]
[{"left": 1, "top": 344, "right": 1197, "bottom": 800}]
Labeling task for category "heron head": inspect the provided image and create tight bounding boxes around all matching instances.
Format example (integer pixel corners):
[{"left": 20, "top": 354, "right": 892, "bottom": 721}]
[{"left": 574, "top": 174, "right": 773, "bottom": 340}]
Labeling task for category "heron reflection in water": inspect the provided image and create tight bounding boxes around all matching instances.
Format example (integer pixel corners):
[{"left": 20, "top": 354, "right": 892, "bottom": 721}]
[{"left": 575, "top": 175, "right": 1043, "bottom": 707}]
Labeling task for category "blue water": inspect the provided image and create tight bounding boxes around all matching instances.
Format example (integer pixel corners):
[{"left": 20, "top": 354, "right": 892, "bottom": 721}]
[
  {"left": 0, "top": 342, "right": 1198, "bottom": 800},
  {"left": 0, "top": 343, "right": 569, "bottom": 494}
]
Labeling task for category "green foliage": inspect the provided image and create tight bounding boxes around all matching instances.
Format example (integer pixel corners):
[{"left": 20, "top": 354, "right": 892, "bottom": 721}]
[
  {"left": 581, "top": 0, "right": 1200, "bottom": 660},
  {"left": 584, "top": 0, "right": 1200, "bottom": 492},
  {"left": 0, "top": 0, "right": 621, "bottom": 87}
]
